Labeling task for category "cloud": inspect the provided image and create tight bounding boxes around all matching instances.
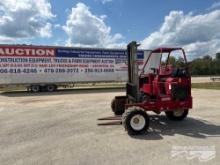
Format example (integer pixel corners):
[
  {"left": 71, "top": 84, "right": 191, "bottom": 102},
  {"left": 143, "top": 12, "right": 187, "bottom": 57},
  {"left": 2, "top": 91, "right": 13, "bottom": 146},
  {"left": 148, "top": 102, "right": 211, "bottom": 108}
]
[
  {"left": 208, "top": 2, "right": 220, "bottom": 10},
  {"left": 0, "top": 36, "right": 14, "bottom": 42},
  {"left": 0, "top": 0, "right": 55, "bottom": 42},
  {"left": 101, "top": 0, "right": 113, "bottom": 4},
  {"left": 63, "top": 3, "right": 124, "bottom": 48},
  {"left": 54, "top": 24, "right": 62, "bottom": 29},
  {"left": 95, "top": 0, "right": 113, "bottom": 5},
  {"left": 141, "top": 10, "right": 220, "bottom": 59}
]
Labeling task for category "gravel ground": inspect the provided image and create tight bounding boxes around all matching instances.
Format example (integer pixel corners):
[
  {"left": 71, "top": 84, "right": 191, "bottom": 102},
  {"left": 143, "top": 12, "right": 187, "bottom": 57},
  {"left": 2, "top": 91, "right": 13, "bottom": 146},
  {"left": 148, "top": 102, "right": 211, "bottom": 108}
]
[{"left": 0, "top": 88, "right": 220, "bottom": 165}]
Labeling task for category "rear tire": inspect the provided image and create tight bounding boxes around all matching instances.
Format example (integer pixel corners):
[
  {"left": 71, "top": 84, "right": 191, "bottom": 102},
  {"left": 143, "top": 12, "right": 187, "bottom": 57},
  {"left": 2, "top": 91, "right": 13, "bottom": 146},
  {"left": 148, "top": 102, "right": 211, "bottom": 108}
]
[
  {"left": 122, "top": 107, "right": 149, "bottom": 135},
  {"left": 165, "top": 109, "right": 188, "bottom": 121},
  {"left": 30, "top": 85, "right": 40, "bottom": 92}
]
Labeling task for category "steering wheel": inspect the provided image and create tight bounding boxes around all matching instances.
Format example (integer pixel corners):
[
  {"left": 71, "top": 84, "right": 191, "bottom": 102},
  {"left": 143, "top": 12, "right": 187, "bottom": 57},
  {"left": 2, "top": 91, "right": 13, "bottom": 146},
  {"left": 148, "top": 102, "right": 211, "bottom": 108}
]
[{"left": 172, "top": 67, "right": 187, "bottom": 77}]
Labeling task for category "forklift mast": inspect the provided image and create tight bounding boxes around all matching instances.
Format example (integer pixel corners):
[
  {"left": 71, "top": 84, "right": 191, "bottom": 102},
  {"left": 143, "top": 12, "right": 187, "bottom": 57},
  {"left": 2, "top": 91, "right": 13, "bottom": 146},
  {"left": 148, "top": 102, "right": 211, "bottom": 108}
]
[{"left": 126, "top": 41, "right": 140, "bottom": 102}]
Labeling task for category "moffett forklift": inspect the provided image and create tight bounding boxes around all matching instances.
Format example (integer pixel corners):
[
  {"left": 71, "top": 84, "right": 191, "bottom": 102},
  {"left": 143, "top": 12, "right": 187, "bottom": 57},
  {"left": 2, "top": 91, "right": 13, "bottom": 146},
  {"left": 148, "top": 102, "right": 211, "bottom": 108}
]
[{"left": 99, "top": 41, "right": 192, "bottom": 135}]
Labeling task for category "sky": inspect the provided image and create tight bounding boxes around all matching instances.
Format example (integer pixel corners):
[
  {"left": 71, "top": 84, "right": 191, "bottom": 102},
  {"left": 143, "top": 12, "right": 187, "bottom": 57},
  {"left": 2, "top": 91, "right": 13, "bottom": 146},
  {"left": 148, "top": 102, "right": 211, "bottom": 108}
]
[{"left": 0, "top": 0, "right": 220, "bottom": 59}]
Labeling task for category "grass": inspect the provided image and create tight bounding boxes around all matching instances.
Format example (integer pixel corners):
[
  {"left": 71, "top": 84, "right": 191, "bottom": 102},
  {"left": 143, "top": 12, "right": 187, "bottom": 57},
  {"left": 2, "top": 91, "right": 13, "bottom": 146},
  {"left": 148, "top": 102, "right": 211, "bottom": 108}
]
[
  {"left": 192, "top": 82, "right": 220, "bottom": 90},
  {"left": 0, "top": 86, "right": 25, "bottom": 92},
  {"left": 0, "top": 83, "right": 126, "bottom": 92},
  {"left": 74, "top": 82, "right": 125, "bottom": 88},
  {"left": 1, "top": 82, "right": 220, "bottom": 92},
  {"left": 76, "top": 82, "right": 220, "bottom": 90}
]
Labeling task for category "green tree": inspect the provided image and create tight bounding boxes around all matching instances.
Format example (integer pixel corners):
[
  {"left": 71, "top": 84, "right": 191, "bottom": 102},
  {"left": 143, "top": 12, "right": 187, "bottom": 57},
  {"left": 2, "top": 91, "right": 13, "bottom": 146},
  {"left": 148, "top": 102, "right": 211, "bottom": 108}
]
[
  {"left": 216, "top": 52, "right": 220, "bottom": 60},
  {"left": 203, "top": 55, "right": 212, "bottom": 61},
  {"left": 167, "top": 56, "right": 176, "bottom": 66}
]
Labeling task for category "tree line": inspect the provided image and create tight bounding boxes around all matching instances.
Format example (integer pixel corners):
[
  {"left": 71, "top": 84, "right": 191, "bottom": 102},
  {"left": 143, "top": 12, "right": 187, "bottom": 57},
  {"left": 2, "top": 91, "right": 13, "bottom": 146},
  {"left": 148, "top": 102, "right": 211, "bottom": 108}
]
[
  {"left": 166, "top": 52, "right": 220, "bottom": 75},
  {"left": 189, "top": 53, "right": 220, "bottom": 75}
]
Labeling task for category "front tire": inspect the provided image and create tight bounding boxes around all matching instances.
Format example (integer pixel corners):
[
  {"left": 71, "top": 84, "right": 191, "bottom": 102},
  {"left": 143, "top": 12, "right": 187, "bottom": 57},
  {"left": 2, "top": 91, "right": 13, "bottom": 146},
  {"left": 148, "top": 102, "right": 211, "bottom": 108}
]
[
  {"left": 122, "top": 107, "right": 149, "bottom": 135},
  {"left": 165, "top": 109, "right": 188, "bottom": 121},
  {"left": 111, "top": 98, "right": 125, "bottom": 115},
  {"left": 111, "top": 99, "right": 116, "bottom": 112}
]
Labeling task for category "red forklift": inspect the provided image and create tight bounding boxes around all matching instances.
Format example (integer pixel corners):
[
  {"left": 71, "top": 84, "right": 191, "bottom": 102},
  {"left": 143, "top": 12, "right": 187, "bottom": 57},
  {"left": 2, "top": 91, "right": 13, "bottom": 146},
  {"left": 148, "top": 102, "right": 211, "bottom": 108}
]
[{"left": 99, "top": 41, "right": 192, "bottom": 135}]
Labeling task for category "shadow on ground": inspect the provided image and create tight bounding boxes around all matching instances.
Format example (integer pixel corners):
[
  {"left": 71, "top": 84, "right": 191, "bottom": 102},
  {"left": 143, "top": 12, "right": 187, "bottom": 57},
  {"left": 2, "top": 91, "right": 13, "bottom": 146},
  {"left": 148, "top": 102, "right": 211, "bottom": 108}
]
[
  {"left": 0, "top": 88, "right": 125, "bottom": 97},
  {"left": 131, "top": 115, "right": 220, "bottom": 140}
]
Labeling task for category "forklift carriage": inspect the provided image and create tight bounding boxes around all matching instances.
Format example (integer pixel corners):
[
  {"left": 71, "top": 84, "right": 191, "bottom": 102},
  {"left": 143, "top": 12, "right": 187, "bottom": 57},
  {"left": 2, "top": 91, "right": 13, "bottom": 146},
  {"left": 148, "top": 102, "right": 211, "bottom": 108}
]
[{"left": 99, "top": 41, "right": 193, "bottom": 135}]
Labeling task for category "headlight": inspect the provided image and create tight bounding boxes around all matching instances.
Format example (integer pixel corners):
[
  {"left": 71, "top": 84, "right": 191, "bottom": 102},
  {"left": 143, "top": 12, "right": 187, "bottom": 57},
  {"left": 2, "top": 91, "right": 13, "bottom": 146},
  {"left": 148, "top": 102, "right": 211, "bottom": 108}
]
[{"left": 169, "top": 84, "right": 172, "bottom": 90}]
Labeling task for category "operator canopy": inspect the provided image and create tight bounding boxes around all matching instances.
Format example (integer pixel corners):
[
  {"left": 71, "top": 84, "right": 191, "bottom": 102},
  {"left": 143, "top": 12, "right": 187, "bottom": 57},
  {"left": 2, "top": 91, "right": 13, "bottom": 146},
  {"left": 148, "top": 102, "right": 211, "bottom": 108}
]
[{"left": 142, "top": 47, "right": 187, "bottom": 74}]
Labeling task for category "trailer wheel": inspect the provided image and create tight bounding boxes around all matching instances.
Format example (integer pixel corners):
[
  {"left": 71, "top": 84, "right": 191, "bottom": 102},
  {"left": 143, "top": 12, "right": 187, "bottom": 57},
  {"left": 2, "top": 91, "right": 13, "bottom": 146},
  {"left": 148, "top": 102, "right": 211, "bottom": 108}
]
[
  {"left": 46, "top": 85, "right": 57, "bottom": 92},
  {"left": 122, "top": 107, "right": 149, "bottom": 135},
  {"left": 165, "top": 109, "right": 188, "bottom": 121},
  {"left": 31, "top": 85, "right": 40, "bottom": 92}
]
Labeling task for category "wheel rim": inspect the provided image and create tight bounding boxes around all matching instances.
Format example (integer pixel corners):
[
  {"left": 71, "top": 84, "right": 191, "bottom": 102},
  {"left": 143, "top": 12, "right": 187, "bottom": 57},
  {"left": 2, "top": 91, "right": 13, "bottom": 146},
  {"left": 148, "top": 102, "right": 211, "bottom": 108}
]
[
  {"left": 130, "top": 114, "right": 146, "bottom": 131},
  {"left": 47, "top": 86, "right": 54, "bottom": 91},
  {"left": 32, "top": 86, "right": 39, "bottom": 92},
  {"left": 173, "top": 109, "right": 184, "bottom": 117}
]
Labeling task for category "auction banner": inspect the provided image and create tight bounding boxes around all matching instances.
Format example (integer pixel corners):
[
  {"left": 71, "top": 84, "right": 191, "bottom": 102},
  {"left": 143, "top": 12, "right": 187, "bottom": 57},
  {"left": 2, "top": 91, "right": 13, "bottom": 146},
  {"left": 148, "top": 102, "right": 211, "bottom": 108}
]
[{"left": 0, "top": 46, "right": 145, "bottom": 75}]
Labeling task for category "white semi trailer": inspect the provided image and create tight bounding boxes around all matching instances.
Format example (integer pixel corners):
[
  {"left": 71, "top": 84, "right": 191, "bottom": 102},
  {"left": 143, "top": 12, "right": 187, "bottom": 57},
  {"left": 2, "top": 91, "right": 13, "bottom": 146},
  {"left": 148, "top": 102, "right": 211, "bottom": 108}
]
[{"left": 0, "top": 45, "right": 150, "bottom": 92}]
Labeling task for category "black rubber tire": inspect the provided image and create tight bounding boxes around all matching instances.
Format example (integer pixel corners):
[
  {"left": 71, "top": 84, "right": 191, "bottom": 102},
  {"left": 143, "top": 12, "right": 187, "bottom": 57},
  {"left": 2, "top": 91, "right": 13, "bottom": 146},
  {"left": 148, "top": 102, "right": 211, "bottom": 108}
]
[
  {"left": 111, "top": 99, "right": 116, "bottom": 113},
  {"left": 31, "top": 85, "right": 40, "bottom": 92},
  {"left": 114, "top": 105, "right": 125, "bottom": 115},
  {"left": 111, "top": 98, "right": 125, "bottom": 115},
  {"left": 122, "top": 107, "right": 149, "bottom": 135},
  {"left": 165, "top": 109, "right": 188, "bottom": 121},
  {"left": 46, "top": 85, "right": 57, "bottom": 92}
]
